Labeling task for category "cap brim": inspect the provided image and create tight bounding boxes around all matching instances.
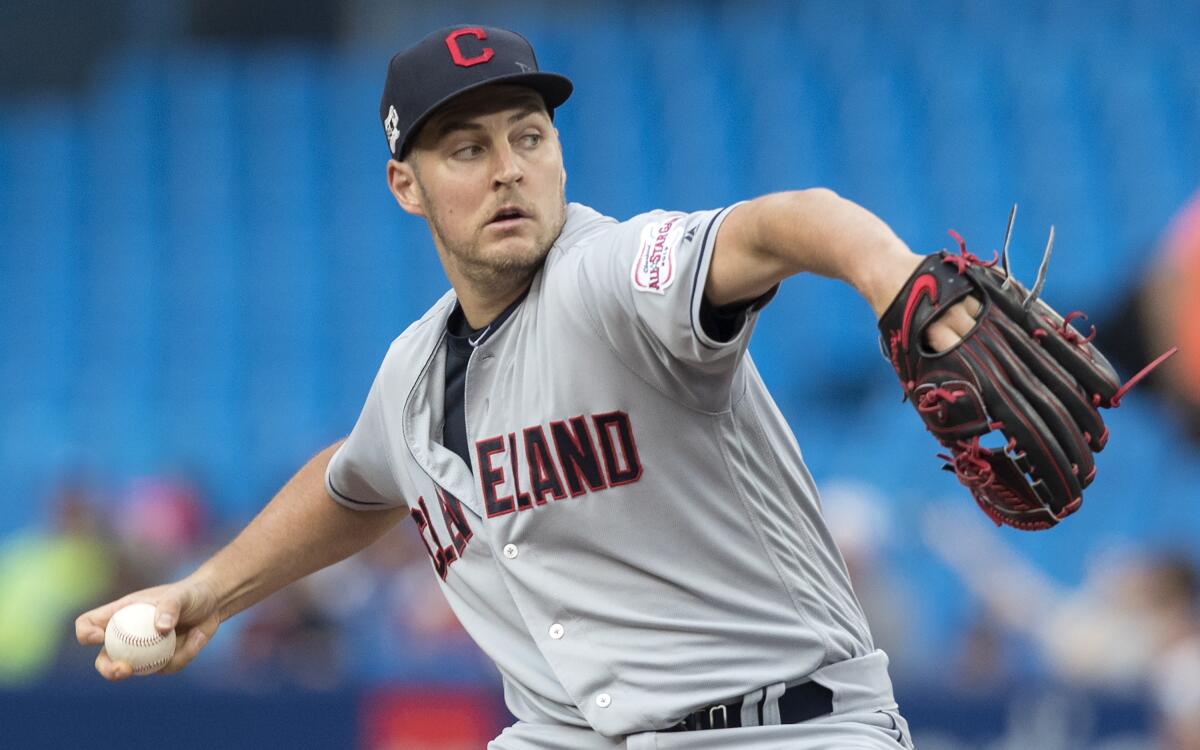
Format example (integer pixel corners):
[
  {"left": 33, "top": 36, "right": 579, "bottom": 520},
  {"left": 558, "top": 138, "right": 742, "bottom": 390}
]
[{"left": 399, "top": 72, "right": 573, "bottom": 158}]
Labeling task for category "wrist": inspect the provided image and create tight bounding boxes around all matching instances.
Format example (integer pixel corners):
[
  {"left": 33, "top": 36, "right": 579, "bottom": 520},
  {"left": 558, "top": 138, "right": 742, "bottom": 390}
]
[
  {"left": 184, "top": 564, "right": 230, "bottom": 623},
  {"left": 857, "top": 243, "right": 924, "bottom": 320}
]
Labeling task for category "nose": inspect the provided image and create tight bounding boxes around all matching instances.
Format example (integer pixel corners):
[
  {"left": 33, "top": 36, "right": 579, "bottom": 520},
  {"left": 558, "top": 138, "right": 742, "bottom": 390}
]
[{"left": 492, "top": 143, "right": 523, "bottom": 187}]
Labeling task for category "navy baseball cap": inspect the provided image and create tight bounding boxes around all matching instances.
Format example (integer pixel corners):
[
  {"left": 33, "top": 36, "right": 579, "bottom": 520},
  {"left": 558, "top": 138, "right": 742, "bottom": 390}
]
[{"left": 380, "top": 25, "right": 573, "bottom": 159}]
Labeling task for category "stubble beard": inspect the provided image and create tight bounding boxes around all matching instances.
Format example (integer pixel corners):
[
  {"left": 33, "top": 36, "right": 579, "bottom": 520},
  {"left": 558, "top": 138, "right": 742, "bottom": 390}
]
[{"left": 423, "top": 184, "right": 568, "bottom": 293}]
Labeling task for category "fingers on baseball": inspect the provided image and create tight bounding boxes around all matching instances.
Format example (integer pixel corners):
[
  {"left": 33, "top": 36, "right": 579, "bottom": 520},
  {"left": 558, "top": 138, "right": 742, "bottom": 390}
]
[
  {"left": 76, "top": 600, "right": 125, "bottom": 646},
  {"left": 154, "top": 590, "right": 187, "bottom": 633},
  {"left": 76, "top": 612, "right": 103, "bottom": 646},
  {"left": 95, "top": 650, "right": 133, "bottom": 681},
  {"left": 76, "top": 584, "right": 175, "bottom": 644},
  {"left": 161, "top": 620, "right": 216, "bottom": 675}
]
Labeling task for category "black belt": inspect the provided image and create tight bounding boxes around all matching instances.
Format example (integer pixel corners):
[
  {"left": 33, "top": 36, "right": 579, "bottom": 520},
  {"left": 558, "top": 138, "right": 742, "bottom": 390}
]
[{"left": 663, "top": 680, "right": 834, "bottom": 732}]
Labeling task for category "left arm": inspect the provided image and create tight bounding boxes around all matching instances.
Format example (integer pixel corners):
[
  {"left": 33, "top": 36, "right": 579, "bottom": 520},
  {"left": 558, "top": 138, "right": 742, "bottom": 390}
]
[{"left": 707, "top": 189, "right": 977, "bottom": 348}]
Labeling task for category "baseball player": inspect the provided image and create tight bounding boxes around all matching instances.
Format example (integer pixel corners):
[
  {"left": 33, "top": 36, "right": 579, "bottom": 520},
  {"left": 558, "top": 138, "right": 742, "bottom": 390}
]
[{"left": 77, "top": 25, "right": 1011, "bottom": 749}]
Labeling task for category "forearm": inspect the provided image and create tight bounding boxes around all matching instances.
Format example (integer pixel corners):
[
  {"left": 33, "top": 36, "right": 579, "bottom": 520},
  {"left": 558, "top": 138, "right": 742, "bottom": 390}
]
[
  {"left": 712, "top": 189, "right": 921, "bottom": 317},
  {"left": 187, "top": 440, "right": 407, "bottom": 622}
]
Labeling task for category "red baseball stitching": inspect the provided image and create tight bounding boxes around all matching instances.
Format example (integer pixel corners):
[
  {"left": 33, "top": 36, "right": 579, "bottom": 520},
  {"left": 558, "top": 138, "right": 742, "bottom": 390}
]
[
  {"left": 112, "top": 623, "right": 167, "bottom": 649},
  {"left": 131, "top": 653, "right": 171, "bottom": 674},
  {"left": 112, "top": 622, "right": 172, "bottom": 673}
]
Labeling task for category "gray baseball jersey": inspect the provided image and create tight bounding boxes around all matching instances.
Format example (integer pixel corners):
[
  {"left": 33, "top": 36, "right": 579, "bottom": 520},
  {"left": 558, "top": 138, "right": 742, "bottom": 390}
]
[{"left": 326, "top": 202, "right": 906, "bottom": 744}]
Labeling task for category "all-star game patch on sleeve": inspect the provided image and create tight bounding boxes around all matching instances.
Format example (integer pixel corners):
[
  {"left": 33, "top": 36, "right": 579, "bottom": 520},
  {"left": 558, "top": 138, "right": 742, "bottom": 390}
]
[
  {"left": 325, "top": 370, "right": 406, "bottom": 511},
  {"left": 575, "top": 204, "right": 775, "bottom": 384}
]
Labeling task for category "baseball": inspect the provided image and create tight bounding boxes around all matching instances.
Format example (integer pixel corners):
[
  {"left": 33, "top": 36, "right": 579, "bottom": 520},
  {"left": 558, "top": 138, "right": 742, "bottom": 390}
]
[{"left": 104, "top": 602, "right": 177, "bottom": 675}]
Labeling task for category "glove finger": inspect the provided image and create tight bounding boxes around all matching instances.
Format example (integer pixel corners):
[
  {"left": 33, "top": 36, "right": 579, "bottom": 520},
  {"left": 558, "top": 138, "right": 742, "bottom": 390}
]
[
  {"left": 958, "top": 336, "right": 1083, "bottom": 513},
  {"left": 1025, "top": 298, "right": 1122, "bottom": 407},
  {"left": 992, "top": 311, "right": 1110, "bottom": 453},
  {"left": 974, "top": 453, "right": 1071, "bottom": 529},
  {"left": 972, "top": 268, "right": 1121, "bottom": 405},
  {"left": 986, "top": 316, "right": 1099, "bottom": 485}
]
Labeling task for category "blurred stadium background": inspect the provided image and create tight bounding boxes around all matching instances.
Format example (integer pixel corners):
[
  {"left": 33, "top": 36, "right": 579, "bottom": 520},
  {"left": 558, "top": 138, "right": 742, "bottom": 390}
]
[{"left": 2, "top": 0, "right": 1199, "bottom": 748}]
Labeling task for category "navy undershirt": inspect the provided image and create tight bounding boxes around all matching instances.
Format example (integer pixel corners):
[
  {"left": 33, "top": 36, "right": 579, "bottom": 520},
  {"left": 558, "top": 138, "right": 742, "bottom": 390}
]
[
  {"left": 441, "top": 293, "right": 754, "bottom": 473},
  {"left": 442, "top": 293, "right": 526, "bottom": 471}
]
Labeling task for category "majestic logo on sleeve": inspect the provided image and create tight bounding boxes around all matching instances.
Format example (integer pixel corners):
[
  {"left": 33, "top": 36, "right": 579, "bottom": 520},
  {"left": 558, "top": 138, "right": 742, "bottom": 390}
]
[{"left": 631, "top": 215, "right": 685, "bottom": 294}]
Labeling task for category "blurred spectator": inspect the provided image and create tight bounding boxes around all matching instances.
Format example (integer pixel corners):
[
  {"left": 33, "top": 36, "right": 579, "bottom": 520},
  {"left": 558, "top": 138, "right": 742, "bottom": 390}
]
[
  {"left": 114, "top": 473, "right": 214, "bottom": 583},
  {"left": 321, "top": 521, "right": 497, "bottom": 686},
  {"left": 228, "top": 579, "right": 345, "bottom": 691},
  {"left": 923, "top": 506, "right": 1200, "bottom": 749},
  {"left": 196, "top": 518, "right": 496, "bottom": 691},
  {"left": 820, "top": 478, "right": 920, "bottom": 677},
  {"left": 950, "top": 610, "right": 1022, "bottom": 695},
  {"left": 1146, "top": 558, "right": 1200, "bottom": 750},
  {"left": 1143, "top": 189, "right": 1200, "bottom": 434},
  {"left": 1102, "top": 188, "right": 1200, "bottom": 440},
  {"left": 0, "top": 478, "right": 116, "bottom": 685}
]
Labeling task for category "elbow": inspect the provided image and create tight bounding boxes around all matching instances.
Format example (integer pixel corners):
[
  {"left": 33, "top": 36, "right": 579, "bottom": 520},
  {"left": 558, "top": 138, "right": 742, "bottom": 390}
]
[
  {"left": 748, "top": 187, "right": 844, "bottom": 240},
  {"left": 785, "top": 186, "right": 842, "bottom": 207},
  {"left": 753, "top": 188, "right": 846, "bottom": 230},
  {"left": 751, "top": 187, "right": 840, "bottom": 211}
]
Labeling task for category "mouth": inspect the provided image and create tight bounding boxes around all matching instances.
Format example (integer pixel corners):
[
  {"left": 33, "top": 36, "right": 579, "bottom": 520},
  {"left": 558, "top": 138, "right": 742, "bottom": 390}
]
[{"left": 487, "top": 205, "right": 532, "bottom": 229}]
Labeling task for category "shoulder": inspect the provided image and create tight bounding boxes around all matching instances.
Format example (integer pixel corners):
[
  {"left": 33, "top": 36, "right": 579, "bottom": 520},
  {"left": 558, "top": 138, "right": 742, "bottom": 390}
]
[
  {"left": 544, "top": 203, "right": 681, "bottom": 273},
  {"left": 546, "top": 202, "right": 619, "bottom": 258},
  {"left": 551, "top": 204, "right": 680, "bottom": 252},
  {"left": 378, "top": 289, "right": 456, "bottom": 374}
]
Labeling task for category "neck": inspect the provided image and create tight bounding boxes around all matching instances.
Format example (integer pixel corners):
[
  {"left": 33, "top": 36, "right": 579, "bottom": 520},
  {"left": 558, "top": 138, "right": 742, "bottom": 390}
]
[
  {"left": 458, "top": 287, "right": 528, "bottom": 329},
  {"left": 431, "top": 233, "right": 543, "bottom": 329},
  {"left": 453, "top": 273, "right": 533, "bottom": 329}
]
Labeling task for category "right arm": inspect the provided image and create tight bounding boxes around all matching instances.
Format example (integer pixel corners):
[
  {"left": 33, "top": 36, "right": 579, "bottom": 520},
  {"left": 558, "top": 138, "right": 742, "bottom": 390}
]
[
  {"left": 75, "top": 439, "right": 408, "bottom": 680},
  {"left": 191, "top": 439, "right": 407, "bottom": 621}
]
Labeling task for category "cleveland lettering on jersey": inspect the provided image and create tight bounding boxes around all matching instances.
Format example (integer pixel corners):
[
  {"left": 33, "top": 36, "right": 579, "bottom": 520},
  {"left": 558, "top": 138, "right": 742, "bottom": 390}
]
[
  {"left": 412, "top": 495, "right": 457, "bottom": 580},
  {"left": 412, "top": 487, "right": 475, "bottom": 581},
  {"left": 524, "top": 425, "right": 567, "bottom": 505},
  {"left": 478, "top": 411, "right": 643, "bottom": 519},
  {"left": 413, "top": 412, "right": 644, "bottom": 579}
]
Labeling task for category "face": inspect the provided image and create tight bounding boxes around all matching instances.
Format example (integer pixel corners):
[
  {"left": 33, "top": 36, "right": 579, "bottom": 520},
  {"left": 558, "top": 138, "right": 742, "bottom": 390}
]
[{"left": 388, "top": 85, "right": 567, "bottom": 291}]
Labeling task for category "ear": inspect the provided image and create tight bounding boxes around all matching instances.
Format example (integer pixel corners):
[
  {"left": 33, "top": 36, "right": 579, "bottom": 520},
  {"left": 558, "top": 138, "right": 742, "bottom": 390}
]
[{"left": 387, "top": 159, "right": 426, "bottom": 217}]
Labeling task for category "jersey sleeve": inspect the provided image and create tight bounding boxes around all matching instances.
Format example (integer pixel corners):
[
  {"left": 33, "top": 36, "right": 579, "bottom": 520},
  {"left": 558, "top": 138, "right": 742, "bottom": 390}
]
[
  {"left": 576, "top": 204, "right": 776, "bottom": 374},
  {"left": 325, "top": 371, "right": 406, "bottom": 511}
]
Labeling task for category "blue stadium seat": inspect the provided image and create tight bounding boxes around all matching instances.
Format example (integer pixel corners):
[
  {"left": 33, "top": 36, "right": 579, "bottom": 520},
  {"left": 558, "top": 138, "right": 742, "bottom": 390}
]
[
  {"left": 556, "top": 26, "right": 656, "bottom": 219},
  {"left": 635, "top": 7, "right": 743, "bottom": 209},
  {"left": 322, "top": 52, "right": 410, "bottom": 420},
  {"left": 0, "top": 104, "right": 77, "bottom": 408},
  {"left": 919, "top": 59, "right": 1010, "bottom": 244}
]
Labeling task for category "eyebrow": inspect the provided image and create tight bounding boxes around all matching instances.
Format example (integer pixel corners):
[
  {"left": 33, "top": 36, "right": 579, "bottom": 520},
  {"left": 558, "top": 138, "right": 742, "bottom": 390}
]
[{"left": 433, "top": 101, "right": 544, "bottom": 141}]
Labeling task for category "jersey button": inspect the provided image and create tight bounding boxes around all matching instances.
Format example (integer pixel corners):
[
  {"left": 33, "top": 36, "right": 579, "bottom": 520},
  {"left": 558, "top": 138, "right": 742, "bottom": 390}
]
[
  {"left": 595, "top": 693, "right": 612, "bottom": 708},
  {"left": 502, "top": 544, "right": 519, "bottom": 559},
  {"left": 548, "top": 623, "right": 565, "bottom": 640}
]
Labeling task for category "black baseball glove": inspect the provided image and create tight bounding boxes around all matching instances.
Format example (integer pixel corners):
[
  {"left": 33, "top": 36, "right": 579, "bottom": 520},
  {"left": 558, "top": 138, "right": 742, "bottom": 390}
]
[{"left": 878, "top": 209, "right": 1175, "bottom": 530}]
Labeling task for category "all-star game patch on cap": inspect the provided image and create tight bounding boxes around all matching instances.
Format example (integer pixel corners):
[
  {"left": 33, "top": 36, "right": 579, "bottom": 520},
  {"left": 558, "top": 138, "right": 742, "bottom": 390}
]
[{"left": 380, "top": 25, "right": 574, "bottom": 159}]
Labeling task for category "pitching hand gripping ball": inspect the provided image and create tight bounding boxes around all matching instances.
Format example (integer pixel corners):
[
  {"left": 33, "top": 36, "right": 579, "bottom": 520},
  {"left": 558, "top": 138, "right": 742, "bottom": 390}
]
[{"left": 104, "top": 602, "right": 177, "bottom": 675}]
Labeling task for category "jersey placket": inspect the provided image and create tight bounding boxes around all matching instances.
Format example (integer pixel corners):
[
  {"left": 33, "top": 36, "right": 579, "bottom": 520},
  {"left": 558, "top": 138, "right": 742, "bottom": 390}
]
[{"left": 462, "top": 316, "right": 633, "bottom": 727}]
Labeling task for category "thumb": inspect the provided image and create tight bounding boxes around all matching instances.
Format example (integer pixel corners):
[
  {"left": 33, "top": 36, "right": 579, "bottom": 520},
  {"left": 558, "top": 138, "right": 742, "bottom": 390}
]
[{"left": 153, "top": 588, "right": 190, "bottom": 633}]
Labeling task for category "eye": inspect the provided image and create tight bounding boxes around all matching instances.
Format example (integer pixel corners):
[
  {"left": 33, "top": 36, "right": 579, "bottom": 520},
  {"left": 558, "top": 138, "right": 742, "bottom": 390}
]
[
  {"left": 452, "top": 144, "right": 484, "bottom": 160},
  {"left": 519, "top": 132, "right": 543, "bottom": 148}
]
